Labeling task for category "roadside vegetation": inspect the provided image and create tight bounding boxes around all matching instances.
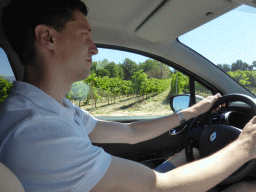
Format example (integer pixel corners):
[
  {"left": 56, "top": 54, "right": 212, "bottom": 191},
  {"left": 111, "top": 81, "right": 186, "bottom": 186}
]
[
  {"left": 0, "top": 76, "right": 13, "bottom": 104},
  {"left": 66, "top": 59, "right": 172, "bottom": 109},
  {"left": 1, "top": 59, "right": 256, "bottom": 117},
  {"left": 217, "top": 60, "right": 256, "bottom": 94}
]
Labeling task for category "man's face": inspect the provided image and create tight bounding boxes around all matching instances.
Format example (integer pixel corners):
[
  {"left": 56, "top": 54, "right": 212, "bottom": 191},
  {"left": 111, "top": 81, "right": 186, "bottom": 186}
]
[{"left": 55, "top": 10, "right": 98, "bottom": 81}]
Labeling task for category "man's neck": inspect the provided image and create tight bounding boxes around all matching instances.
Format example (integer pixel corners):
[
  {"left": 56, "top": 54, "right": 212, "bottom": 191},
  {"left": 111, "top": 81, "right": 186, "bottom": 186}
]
[{"left": 23, "top": 67, "right": 72, "bottom": 107}]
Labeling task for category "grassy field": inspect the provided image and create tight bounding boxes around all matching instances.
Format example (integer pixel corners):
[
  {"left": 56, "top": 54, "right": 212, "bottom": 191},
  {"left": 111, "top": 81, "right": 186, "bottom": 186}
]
[{"left": 73, "top": 87, "right": 173, "bottom": 117}]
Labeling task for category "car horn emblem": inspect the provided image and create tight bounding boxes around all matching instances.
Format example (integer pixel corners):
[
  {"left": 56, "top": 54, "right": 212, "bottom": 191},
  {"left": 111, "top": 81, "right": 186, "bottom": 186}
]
[{"left": 210, "top": 132, "right": 217, "bottom": 142}]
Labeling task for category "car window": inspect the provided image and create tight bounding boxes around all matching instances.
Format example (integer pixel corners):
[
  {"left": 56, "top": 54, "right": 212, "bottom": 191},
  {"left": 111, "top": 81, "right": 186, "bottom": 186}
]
[
  {"left": 0, "top": 48, "right": 15, "bottom": 81},
  {"left": 68, "top": 48, "right": 212, "bottom": 117},
  {"left": 195, "top": 81, "right": 212, "bottom": 100},
  {"left": 0, "top": 48, "right": 15, "bottom": 104},
  {"left": 179, "top": 5, "right": 256, "bottom": 96}
]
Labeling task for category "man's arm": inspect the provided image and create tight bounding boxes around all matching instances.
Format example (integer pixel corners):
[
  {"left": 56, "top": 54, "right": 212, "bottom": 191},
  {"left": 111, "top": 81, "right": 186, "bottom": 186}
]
[
  {"left": 91, "top": 141, "right": 250, "bottom": 192},
  {"left": 89, "top": 108, "right": 194, "bottom": 144},
  {"left": 91, "top": 116, "right": 256, "bottom": 192},
  {"left": 89, "top": 94, "right": 222, "bottom": 144}
]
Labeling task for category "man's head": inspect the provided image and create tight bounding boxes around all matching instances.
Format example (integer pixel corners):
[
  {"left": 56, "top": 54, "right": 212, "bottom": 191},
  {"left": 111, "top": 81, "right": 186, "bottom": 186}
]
[{"left": 3, "top": 0, "right": 98, "bottom": 80}]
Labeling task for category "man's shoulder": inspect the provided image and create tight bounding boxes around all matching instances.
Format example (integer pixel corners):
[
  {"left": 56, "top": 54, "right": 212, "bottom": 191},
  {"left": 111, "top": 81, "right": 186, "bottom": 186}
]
[
  {"left": 0, "top": 93, "right": 62, "bottom": 140},
  {"left": 0, "top": 92, "right": 30, "bottom": 121},
  {"left": 0, "top": 90, "right": 48, "bottom": 118}
]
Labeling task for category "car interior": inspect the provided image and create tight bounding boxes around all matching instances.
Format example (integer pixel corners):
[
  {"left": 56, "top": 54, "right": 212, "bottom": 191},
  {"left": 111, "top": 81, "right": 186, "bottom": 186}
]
[{"left": 1, "top": 0, "right": 256, "bottom": 191}]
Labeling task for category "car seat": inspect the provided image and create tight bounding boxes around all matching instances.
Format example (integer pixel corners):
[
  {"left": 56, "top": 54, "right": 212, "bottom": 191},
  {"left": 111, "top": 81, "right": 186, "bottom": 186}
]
[{"left": 0, "top": 162, "right": 24, "bottom": 192}]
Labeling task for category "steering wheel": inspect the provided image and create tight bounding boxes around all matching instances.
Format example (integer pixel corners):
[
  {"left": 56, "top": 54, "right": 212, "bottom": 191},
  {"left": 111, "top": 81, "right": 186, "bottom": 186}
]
[{"left": 185, "top": 93, "right": 256, "bottom": 184}]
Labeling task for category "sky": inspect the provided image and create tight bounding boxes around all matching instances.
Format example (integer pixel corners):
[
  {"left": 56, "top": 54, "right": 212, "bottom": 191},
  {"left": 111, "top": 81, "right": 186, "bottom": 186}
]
[
  {"left": 179, "top": 5, "right": 256, "bottom": 66},
  {"left": 92, "top": 48, "right": 150, "bottom": 65},
  {"left": 0, "top": 48, "right": 13, "bottom": 76},
  {"left": 1, "top": 4, "right": 255, "bottom": 76}
]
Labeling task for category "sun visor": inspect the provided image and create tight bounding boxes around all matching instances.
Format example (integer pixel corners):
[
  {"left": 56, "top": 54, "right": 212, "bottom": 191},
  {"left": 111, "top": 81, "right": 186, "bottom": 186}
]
[{"left": 135, "top": 0, "right": 239, "bottom": 42}]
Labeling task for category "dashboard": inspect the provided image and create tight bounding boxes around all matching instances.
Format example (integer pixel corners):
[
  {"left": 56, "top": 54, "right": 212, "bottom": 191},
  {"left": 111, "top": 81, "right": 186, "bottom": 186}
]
[{"left": 211, "top": 108, "right": 254, "bottom": 129}]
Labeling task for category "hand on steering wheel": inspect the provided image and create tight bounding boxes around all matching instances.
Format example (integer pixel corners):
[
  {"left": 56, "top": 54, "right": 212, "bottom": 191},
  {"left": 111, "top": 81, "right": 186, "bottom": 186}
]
[
  {"left": 192, "top": 93, "right": 225, "bottom": 116},
  {"left": 185, "top": 93, "right": 256, "bottom": 184}
]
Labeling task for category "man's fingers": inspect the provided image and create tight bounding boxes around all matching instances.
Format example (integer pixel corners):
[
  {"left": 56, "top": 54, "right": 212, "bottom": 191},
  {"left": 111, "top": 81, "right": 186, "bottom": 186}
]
[
  {"left": 210, "top": 93, "right": 224, "bottom": 113},
  {"left": 210, "top": 93, "right": 221, "bottom": 103},
  {"left": 212, "top": 105, "right": 220, "bottom": 113},
  {"left": 195, "top": 93, "right": 224, "bottom": 115},
  {"left": 215, "top": 93, "right": 221, "bottom": 99}
]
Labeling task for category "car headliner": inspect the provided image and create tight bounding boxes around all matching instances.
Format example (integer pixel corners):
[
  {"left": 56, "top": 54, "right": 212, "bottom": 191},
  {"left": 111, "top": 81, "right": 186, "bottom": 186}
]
[{"left": 0, "top": 0, "right": 255, "bottom": 97}]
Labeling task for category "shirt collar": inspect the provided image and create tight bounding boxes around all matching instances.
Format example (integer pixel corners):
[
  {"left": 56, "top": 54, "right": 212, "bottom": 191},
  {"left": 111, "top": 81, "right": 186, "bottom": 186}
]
[{"left": 11, "top": 81, "right": 75, "bottom": 115}]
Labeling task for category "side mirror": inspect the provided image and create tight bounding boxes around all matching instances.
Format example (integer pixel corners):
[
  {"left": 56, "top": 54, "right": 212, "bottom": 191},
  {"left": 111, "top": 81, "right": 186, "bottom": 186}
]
[
  {"left": 170, "top": 94, "right": 205, "bottom": 111},
  {"left": 170, "top": 94, "right": 190, "bottom": 111}
]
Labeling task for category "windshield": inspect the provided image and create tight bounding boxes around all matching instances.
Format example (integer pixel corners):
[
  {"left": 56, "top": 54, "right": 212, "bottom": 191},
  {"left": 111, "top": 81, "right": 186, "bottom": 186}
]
[{"left": 179, "top": 5, "right": 256, "bottom": 95}]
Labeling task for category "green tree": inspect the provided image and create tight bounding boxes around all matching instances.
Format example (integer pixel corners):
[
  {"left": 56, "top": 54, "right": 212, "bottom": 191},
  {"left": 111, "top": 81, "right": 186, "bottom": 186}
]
[
  {"left": 227, "top": 70, "right": 250, "bottom": 86},
  {"left": 65, "top": 94, "right": 72, "bottom": 100},
  {"left": 217, "top": 64, "right": 223, "bottom": 70},
  {"left": 84, "top": 73, "right": 98, "bottom": 87},
  {"left": 97, "top": 76, "right": 112, "bottom": 104},
  {"left": 148, "top": 79, "right": 157, "bottom": 93},
  {"left": 139, "top": 59, "right": 172, "bottom": 79},
  {"left": 117, "top": 64, "right": 124, "bottom": 79},
  {"left": 105, "top": 62, "right": 119, "bottom": 78},
  {"left": 120, "top": 58, "right": 138, "bottom": 80},
  {"left": 231, "top": 60, "right": 250, "bottom": 71},
  {"left": 95, "top": 68, "right": 110, "bottom": 77},
  {"left": 0, "top": 77, "right": 13, "bottom": 104},
  {"left": 120, "top": 80, "right": 133, "bottom": 97},
  {"left": 65, "top": 90, "right": 74, "bottom": 101},
  {"left": 159, "top": 63, "right": 172, "bottom": 79},
  {"left": 70, "top": 81, "right": 89, "bottom": 101},
  {"left": 195, "top": 82, "right": 209, "bottom": 93},
  {"left": 217, "top": 64, "right": 231, "bottom": 72},
  {"left": 139, "top": 60, "right": 155, "bottom": 75},
  {"left": 97, "top": 76, "right": 111, "bottom": 91},
  {"left": 84, "top": 74, "right": 101, "bottom": 106},
  {"left": 139, "top": 59, "right": 171, "bottom": 79},
  {"left": 109, "top": 77, "right": 122, "bottom": 103},
  {"left": 87, "top": 86, "right": 101, "bottom": 108},
  {"left": 131, "top": 69, "right": 150, "bottom": 97},
  {"left": 97, "top": 59, "right": 110, "bottom": 69},
  {"left": 223, "top": 64, "right": 231, "bottom": 72},
  {"left": 171, "top": 72, "right": 189, "bottom": 95},
  {"left": 90, "top": 61, "right": 97, "bottom": 74},
  {"left": 253, "top": 61, "right": 256, "bottom": 69}
]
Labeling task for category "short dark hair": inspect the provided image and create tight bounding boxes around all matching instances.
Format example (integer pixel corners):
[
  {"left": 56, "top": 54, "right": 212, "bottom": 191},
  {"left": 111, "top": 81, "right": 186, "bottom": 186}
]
[{"left": 2, "top": 0, "right": 88, "bottom": 66}]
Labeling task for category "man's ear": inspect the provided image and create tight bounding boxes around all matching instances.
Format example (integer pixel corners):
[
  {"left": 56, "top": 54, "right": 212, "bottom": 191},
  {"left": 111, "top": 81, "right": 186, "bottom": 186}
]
[{"left": 35, "top": 24, "right": 56, "bottom": 50}]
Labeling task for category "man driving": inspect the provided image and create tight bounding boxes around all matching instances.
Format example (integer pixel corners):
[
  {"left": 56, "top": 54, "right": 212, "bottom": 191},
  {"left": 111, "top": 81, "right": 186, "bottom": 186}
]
[{"left": 1, "top": 0, "right": 256, "bottom": 191}]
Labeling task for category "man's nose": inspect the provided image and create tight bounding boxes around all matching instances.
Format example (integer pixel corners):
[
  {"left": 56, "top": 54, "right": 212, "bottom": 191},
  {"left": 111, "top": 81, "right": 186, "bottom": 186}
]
[{"left": 89, "top": 39, "right": 98, "bottom": 55}]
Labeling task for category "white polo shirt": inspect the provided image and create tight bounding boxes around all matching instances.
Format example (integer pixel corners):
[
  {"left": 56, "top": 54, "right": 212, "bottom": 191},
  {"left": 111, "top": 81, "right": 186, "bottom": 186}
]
[{"left": 0, "top": 81, "right": 111, "bottom": 191}]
